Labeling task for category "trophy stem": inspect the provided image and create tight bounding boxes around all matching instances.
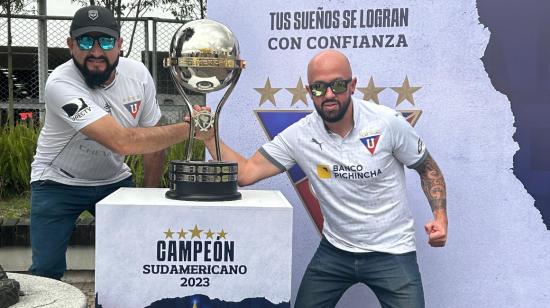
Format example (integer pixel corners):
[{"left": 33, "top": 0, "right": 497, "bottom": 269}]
[
  {"left": 172, "top": 75, "right": 196, "bottom": 161},
  {"left": 213, "top": 70, "right": 242, "bottom": 161}
]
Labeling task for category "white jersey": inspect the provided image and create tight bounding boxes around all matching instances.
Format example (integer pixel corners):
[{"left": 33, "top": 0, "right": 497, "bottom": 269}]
[
  {"left": 261, "top": 98, "right": 427, "bottom": 254},
  {"left": 31, "top": 57, "right": 161, "bottom": 186}
]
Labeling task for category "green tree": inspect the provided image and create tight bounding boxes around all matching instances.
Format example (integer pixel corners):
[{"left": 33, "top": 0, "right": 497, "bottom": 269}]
[{"left": 161, "top": 0, "right": 206, "bottom": 20}]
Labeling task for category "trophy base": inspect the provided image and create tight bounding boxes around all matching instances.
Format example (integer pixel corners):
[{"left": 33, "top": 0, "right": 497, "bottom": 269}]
[
  {"left": 165, "top": 190, "right": 241, "bottom": 201},
  {"left": 165, "top": 160, "right": 242, "bottom": 202}
]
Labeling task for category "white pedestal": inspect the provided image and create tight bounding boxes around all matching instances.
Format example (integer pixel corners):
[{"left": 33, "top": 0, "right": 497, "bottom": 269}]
[{"left": 95, "top": 188, "right": 292, "bottom": 308}]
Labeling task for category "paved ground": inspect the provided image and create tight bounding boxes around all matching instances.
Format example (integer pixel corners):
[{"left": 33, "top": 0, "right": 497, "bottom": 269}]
[
  {"left": 69, "top": 281, "right": 95, "bottom": 308},
  {"left": 61, "top": 271, "right": 95, "bottom": 308}
]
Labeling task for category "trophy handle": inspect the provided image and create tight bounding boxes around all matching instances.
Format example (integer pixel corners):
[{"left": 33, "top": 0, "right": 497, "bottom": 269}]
[
  {"left": 171, "top": 74, "right": 196, "bottom": 161},
  {"left": 213, "top": 69, "right": 243, "bottom": 161}
]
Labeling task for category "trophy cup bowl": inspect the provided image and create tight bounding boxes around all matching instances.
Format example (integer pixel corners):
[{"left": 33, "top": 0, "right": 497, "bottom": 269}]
[{"left": 164, "top": 19, "right": 245, "bottom": 201}]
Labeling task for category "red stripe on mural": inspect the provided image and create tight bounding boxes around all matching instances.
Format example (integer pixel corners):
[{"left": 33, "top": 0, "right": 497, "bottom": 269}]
[{"left": 295, "top": 179, "right": 324, "bottom": 232}]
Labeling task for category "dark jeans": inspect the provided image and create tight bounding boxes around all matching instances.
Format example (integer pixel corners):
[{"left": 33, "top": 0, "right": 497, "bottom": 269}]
[
  {"left": 295, "top": 238, "right": 425, "bottom": 308},
  {"left": 29, "top": 177, "right": 133, "bottom": 280}
]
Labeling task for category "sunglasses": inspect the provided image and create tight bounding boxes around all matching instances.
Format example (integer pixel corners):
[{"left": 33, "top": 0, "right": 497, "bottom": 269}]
[
  {"left": 76, "top": 35, "right": 116, "bottom": 51},
  {"left": 309, "top": 78, "right": 352, "bottom": 97}
]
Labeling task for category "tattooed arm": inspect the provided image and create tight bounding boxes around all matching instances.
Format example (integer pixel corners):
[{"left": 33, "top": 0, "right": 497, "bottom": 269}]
[{"left": 414, "top": 152, "right": 448, "bottom": 247}]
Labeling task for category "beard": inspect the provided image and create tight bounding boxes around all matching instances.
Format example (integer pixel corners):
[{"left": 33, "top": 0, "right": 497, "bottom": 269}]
[
  {"left": 73, "top": 55, "right": 119, "bottom": 89},
  {"left": 314, "top": 95, "right": 352, "bottom": 123}
]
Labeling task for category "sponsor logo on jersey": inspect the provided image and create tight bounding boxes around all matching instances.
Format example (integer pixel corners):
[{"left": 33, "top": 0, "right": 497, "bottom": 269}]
[
  {"left": 104, "top": 102, "right": 112, "bottom": 114},
  {"left": 62, "top": 98, "right": 92, "bottom": 121},
  {"left": 316, "top": 164, "right": 331, "bottom": 178},
  {"left": 360, "top": 134, "right": 381, "bottom": 155},
  {"left": 418, "top": 138, "right": 424, "bottom": 154},
  {"left": 311, "top": 138, "right": 323, "bottom": 151},
  {"left": 124, "top": 100, "right": 141, "bottom": 119},
  {"left": 332, "top": 164, "right": 382, "bottom": 180}
]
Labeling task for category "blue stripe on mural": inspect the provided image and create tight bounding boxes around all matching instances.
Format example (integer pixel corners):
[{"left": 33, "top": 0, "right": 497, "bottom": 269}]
[
  {"left": 255, "top": 110, "right": 311, "bottom": 182},
  {"left": 478, "top": 0, "right": 550, "bottom": 229}
]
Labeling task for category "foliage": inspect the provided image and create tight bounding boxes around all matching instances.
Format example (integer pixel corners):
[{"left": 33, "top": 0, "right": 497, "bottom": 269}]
[
  {"left": 0, "top": 0, "right": 35, "bottom": 15},
  {"left": 0, "top": 192, "right": 30, "bottom": 219},
  {"left": 0, "top": 122, "right": 39, "bottom": 200},
  {"left": 161, "top": 0, "right": 206, "bottom": 20},
  {"left": 0, "top": 0, "right": 25, "bottom": 14}
]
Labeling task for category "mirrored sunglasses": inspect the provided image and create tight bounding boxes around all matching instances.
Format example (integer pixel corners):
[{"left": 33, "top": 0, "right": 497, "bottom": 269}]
[
  {"left": 309, "top": 79, "right": 352, "bottom": 97},
  {"left": 76, "top": 35, "right": 116, "bottom": 51}
]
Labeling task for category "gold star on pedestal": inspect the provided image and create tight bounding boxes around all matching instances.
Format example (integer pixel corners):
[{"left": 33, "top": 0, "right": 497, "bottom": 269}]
[
  {"left": 217, "top": 229, "right": 228, "bottom": 240},
  {"left": 254, "top": 78, "right": 281, "bottom": 106},
  {"left": 164, "top": 228, "right": 174, "bottom": 239},
  {"left": 357, "top": 77, "right": 385, "bottom": 104},
  {"left": 189, "top": 224, "right": 203, "bottom": 239},
  {"left": 286, "top": 77, "right": 308, "bottom": 107},
  {"left": 177, "top": 228, "right": 187, "bottom": 239},
  {"left": 391, "top": 76, "right": 421, "bottom": 107}
]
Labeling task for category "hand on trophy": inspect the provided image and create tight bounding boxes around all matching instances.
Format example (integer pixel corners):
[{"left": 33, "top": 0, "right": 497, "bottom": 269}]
[{"left": 191, "top": 105, "right": 215, "bottom": 142}]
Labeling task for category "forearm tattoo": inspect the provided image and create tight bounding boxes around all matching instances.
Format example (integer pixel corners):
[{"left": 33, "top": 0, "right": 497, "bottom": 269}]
[{"left": 415, "top": 153, "right": 447, "bottom": 213}]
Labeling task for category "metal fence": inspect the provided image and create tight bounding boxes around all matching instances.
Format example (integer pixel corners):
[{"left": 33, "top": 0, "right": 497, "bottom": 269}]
[{"left": 0, "top": 14, "right": 203, "bottom": 124}]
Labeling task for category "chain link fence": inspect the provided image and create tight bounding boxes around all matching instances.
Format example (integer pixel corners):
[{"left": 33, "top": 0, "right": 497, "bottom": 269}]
[{"left": 0, "top": 14, "right": 203, "bottom": 125}]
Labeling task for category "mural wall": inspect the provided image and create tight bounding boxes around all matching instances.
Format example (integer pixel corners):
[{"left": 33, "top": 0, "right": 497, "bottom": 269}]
[{"left": 208, "top": 1, "right": 550, "bottom": 307}]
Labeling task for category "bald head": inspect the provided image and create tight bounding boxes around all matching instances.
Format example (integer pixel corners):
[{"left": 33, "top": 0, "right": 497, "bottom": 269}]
[{"left": 307, "top": 50, "right": 353, "bottom": 84}]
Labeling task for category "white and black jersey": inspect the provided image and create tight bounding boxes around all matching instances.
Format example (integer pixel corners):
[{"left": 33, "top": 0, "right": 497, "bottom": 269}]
[
  {"left": 261, "top": 98, "right": 427, "bottom": 254},
  {"left": 31, "top": 57, "right": 161, "bottom": 186}
]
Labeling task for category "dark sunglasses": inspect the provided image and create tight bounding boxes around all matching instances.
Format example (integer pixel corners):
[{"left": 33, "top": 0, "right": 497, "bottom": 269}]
[
  {"left": 309, "top": 78, "right": 352, "bottom": 97},
  {"left": 76, "top": 35, "right": 116, "bottom": 51}
]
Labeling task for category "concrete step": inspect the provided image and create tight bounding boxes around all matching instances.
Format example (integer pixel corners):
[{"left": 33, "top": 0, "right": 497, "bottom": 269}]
[
  {"left": 1, "top": 246, "right": 95, "bottom": 272},
  {"left": 0, "top": 217, "right": 95, "bottom": 247}
]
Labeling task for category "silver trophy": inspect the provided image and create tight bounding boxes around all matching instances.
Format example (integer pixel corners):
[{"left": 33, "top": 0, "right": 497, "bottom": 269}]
[{"left": 164, "top": 19, "right": 245, "bottom": 201}]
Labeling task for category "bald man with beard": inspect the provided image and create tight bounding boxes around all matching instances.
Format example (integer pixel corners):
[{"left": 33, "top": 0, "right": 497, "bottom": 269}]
[{"left": 198, "top": 50, "right": 448, "bottom": 308}]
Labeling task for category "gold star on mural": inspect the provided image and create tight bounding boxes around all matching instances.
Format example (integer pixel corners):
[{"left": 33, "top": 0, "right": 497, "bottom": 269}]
[
  {"left": 254, "top": 78, "right": 281, "bottom": 106},
  {"left": 177, "top": 228, "right": 187, "bottom": 239},
  {"left": 164, "top": 228, "right": 174, "bottom": 239},
  {"left": 189, "top": 224, "right": 203, "bottom": 239},
  {"left": 217, "top": 229, "right": 228, "bottom": 239},
  {"left": 205, "top": 229, "right": 215, "bottom": 239},
  {"left": 357, "top": 77, "right": 385, "bottom": 104},
  {"left": 391, "top": 76, "right": 421, "bottom": 106},
  {"left": 286, "top": 77, "right": 308, "bottom": 106}
]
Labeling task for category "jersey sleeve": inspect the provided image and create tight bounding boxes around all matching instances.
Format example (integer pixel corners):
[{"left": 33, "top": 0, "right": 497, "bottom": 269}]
[
  {"left": 44, "top": 78, "right": 108, "bottom": 131},
  {"left": 259, "top": 128, "right": 297, "bottom": 172},
  {"left": 389, "top": 111, "right": 428, "bottom": 168},
  {"left": 137, "top": 65, "right": 162, "bottom": 127}
]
